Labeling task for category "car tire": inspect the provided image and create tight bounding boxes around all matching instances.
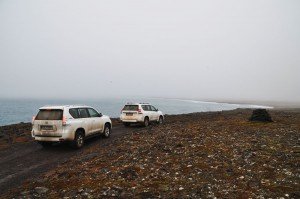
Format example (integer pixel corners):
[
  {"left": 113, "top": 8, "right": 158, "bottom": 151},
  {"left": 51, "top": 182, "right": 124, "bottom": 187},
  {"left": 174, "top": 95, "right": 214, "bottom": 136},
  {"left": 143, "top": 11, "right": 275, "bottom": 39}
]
[
  {"left": 158, "top": 116, "right": 164, "bottom": 124},
  {"left": 73, "top": 130, "right": 85, "bottom": 149},
  {"left": 143, "top": 117, "right": 149, "bottom": 127},
  {"left": 123, "top": 122, "right": 130, "bottom": 127},
  {"left": 103, "top": 124, "right": 111, "bottom": 138},
  {"left": 38, "top": 141, "right": 52, "bottom": 148}
]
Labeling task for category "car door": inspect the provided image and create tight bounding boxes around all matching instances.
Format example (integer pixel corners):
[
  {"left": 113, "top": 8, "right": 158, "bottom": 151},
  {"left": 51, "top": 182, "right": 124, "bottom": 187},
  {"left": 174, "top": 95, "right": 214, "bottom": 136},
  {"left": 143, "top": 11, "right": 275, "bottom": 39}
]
[
  {"left": 146, "top": 105, "right": 155, "bottom": 121},
  {"left": 78, "top": 108, "right": 92, "bottom": 135},
  {"left": 142, "top": 105, "right": 151, "bottom": 120},
  {"left": 87, "top": 108, "right": 103, "bottom": 133},
  {"left": 150, "top": 105, "right": 159, "bottom": 121}
]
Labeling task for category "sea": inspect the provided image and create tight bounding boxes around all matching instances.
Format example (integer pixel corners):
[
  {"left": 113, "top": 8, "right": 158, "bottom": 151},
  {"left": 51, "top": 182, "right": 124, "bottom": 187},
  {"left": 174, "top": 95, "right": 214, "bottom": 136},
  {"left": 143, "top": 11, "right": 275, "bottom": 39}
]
[{"left": 0, "top": 98, "right": 272, "bottom": 126}]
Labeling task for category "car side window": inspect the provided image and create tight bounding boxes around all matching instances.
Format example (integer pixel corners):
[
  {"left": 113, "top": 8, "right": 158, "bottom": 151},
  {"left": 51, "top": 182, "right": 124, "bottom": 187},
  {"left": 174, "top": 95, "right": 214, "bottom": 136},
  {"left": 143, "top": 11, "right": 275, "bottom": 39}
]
[
  {"left": 87, "top": 108, "right": 100, "bottom": 117},
  {"left": 150, "top": 106, "right": 157, "bottom": 111},
  {"left": 142, "top": 105, "right": 148, "bottom": 111},
  {"left": 147, "top": 105, "right": 153, "bottom": 111},
  {"left": 78, "top": 108, "right": 89, "bottom": 118},
  {"left": 69, "top": 108, "right": 79, "bottom": 119}
]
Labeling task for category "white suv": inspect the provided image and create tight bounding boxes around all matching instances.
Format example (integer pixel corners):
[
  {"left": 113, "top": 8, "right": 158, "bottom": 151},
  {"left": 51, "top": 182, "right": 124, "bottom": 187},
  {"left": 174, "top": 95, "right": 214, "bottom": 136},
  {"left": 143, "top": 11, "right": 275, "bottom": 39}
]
[
  {"left": 120, "top": 103, "right": 164, "bottom": 127},
  {"left": 32, "top": 105, "right": 112, "bottom": 148}
]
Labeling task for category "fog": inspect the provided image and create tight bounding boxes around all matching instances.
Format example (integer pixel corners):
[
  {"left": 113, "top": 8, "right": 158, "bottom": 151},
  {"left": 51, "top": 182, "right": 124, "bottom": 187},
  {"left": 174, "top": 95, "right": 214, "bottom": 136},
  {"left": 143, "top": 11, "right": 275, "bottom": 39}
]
[{"left": 0, "top": 0, "right": 299, "bottom": 106}]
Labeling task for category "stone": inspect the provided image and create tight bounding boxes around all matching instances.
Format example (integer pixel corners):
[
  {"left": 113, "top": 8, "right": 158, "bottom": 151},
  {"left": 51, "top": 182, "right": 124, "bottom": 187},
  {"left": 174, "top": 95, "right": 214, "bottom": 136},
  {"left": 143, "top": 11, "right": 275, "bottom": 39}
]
[
  {"left": 34, "top": 187, "right": 49, "bottom": 195},
  {"left": 20, "top": 190, "right": 30, "bottom": 196},
  {"left": 249, "top": 109, "right": 273, "bottom": 122}
]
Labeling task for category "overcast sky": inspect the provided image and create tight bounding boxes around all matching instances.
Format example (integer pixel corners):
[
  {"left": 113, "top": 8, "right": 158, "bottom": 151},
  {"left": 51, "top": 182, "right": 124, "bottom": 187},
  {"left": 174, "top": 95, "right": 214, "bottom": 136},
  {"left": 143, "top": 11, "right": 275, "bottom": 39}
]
[{"left": 0, "top": 0, "right": 299, "bottom": 105}]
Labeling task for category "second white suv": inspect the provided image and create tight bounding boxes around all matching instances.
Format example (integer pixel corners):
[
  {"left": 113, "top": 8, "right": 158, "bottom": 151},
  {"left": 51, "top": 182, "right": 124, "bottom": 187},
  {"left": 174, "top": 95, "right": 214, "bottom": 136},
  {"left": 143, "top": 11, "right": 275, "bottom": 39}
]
[
  {"left": 32, "top": 105, "right": 112, "bottom": 148},
  {"left": 120, "top": 103, "right": 164, "bottom": 127}
]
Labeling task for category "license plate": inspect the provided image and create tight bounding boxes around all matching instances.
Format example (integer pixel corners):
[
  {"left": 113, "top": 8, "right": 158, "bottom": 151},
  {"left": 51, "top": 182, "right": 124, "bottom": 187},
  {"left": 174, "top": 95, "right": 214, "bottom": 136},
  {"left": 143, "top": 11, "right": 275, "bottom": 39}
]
[
  {"left": 126, "top": 113, "right": 133, "bottom": 116},
  {"left": 40, "top": 125, "right": 53, "bottom": 131}
]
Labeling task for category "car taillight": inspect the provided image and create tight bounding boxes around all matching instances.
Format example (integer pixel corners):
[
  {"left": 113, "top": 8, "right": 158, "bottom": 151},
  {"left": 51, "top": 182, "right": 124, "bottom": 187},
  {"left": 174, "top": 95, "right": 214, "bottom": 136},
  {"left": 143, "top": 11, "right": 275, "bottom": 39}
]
[
  {"left": 32, "top": 116, "right": 36, "bottom": 123},
  {"left": 62, "top": 116, "right": 67, "bottom": 126},
  {"left": 138, "top": 108, "right": 142, "bottom": 114}
]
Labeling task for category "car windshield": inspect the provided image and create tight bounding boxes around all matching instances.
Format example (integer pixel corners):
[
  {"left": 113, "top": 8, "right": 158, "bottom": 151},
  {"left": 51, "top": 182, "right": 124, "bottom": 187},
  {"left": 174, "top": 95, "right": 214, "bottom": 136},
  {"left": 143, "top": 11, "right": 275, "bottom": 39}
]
[
  {"left": 123, "top": 105, "right": 138, "bottom": 111},
  {"left": 35, "top": 109, "right": 63, "bottom": 120}
]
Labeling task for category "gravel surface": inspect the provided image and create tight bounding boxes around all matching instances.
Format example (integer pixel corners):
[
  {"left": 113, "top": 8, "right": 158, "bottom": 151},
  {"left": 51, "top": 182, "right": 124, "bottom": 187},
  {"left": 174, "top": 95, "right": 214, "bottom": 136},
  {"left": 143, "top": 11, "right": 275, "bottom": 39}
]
[
  {"left": 2, "top": 109, "right": 300, "bottom": 198},
  {"left": 0, "top": 124, "right": 131, "bottom": 197}
]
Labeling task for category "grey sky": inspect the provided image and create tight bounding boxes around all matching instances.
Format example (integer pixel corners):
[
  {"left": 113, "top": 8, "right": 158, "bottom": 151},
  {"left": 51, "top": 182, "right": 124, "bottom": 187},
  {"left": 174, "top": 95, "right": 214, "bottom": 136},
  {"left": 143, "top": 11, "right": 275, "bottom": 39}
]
[{"left": 0, "top": 0, "right": 299, "bottom": 105}]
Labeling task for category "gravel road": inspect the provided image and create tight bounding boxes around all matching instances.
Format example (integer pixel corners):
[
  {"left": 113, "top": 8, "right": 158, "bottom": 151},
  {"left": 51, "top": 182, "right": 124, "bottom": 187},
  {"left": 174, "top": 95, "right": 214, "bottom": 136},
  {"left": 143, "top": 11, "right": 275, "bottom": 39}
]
[{"left": 0, "top": 125, "right": 132, "bottom": 195}]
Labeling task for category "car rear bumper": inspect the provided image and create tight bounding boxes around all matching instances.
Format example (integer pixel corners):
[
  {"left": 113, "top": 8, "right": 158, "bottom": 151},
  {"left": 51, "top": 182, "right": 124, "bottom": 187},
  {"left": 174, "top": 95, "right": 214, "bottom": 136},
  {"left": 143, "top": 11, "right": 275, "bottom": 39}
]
[
  {"left": 120, "top": 115, "right": 144, "bottom": 123},
  {"left": 121, "top": 119, "right": 142, "bottom": 123},
  {"left": 34, "top": 136, "right": 64, "bottom": 142},
  {"left": 32, "top": 130, "right": 74, "bottom": 142}
]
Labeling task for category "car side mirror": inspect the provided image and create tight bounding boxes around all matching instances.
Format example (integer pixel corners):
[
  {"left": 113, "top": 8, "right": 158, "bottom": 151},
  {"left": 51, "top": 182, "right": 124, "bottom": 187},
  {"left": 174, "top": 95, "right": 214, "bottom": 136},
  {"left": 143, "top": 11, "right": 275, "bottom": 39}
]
[
  {"left": 156, "top": 109, "right": 158, "bottom": 112},
  {"left": 99, "top": 113, "right": 103, "bottom": 117}
]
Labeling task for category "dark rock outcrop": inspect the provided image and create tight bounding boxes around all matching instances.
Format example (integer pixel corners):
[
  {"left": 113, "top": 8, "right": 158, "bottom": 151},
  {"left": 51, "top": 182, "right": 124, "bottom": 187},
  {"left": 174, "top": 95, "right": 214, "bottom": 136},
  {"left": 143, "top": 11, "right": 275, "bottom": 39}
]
[{"left": 249, "top": 109, "right": 273, "bottom": 122}]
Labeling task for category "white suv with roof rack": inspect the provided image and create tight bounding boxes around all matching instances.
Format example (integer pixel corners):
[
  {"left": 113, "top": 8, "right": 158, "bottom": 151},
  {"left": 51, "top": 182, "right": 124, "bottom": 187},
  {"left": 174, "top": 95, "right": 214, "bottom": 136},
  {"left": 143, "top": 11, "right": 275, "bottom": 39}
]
[
  {"left": 31, "top": 105, "right": 112, "bottom": 148},
  {"left": 120, "top": 103, "right": 164, "bottom": 127}
]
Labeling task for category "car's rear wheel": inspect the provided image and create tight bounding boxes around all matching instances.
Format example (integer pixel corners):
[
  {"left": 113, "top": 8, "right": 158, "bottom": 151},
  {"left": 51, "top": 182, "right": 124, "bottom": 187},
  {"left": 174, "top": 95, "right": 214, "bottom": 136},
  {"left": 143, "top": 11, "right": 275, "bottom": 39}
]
[
  {"left": 158, "top": 116, "right": 164, "bottom": 124},
  {"left": 143, "top": 117, "right": 149, "bottom": 127},
  {"left": 123, "top": 122, "right": 130, "bottom": 127},
  {"left": 103, "top": 124, "right": 111, "bottom": 138},
  {"left": 38, "top": 141, "right": 52, "bottom": 148},
  {"left": 73, "top": 130, "right": 84, "bottom": 149}
]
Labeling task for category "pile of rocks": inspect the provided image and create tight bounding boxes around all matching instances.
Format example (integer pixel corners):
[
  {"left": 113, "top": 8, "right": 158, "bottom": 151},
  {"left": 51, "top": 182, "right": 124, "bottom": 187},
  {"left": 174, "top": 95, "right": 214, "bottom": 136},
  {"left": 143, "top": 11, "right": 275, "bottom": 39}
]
[{"left": 249, "top": 109, "right": 273, "bottom": 122}]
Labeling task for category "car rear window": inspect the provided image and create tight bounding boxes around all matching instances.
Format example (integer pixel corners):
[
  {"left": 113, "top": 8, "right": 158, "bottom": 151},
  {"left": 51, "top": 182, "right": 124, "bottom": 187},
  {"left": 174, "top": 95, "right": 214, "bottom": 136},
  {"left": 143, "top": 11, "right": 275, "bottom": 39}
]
[
  {"left": 35, "top": 109, "right": 63, "bottom": 120},
  {"left": 123, "top": 105, "right": 138, "bottom": 111}
]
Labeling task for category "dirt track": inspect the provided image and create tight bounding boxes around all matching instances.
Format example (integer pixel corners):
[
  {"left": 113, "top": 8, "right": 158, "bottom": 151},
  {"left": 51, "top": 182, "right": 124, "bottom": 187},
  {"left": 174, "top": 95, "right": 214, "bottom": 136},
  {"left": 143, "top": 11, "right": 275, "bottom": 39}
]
[{"left": 0, "top": 125, "right": 133, "bottom": 196}]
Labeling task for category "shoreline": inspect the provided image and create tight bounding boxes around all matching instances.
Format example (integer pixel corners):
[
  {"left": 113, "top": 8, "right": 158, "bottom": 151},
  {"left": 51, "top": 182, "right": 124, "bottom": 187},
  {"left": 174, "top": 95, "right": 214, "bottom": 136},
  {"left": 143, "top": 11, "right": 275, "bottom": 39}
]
[
  {"left": 1, "top": 106, "right": 300, "bottom": 128},
  {"left": 1, "top": 107, "right": 300, "bottom": 129},
  {"left": 149, "top": 97, "right": 300, "bottom": 109},
  {"left": 1, "top": 98, "right": 298, "bottom": 127}
]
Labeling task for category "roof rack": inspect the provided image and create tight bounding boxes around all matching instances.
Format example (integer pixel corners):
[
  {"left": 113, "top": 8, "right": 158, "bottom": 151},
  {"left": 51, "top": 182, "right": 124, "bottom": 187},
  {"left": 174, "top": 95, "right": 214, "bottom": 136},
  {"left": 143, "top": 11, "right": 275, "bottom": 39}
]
[
  {"left": 41, "top": 104, "right": 87, "bottom": 107},
  {"left": 126, "top": 102, "right": 150, "bottom": 105}
]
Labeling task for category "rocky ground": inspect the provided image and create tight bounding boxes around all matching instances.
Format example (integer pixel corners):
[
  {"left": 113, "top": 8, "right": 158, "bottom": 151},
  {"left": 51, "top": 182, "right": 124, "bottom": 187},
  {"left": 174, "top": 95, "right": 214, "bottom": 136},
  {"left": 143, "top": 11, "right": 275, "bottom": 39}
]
[
  {"left": 0, "top": 123, "right": 32, "bottom": 150},
  {"left": 3, "top": 109, "right": 300, "bottom": 198}
]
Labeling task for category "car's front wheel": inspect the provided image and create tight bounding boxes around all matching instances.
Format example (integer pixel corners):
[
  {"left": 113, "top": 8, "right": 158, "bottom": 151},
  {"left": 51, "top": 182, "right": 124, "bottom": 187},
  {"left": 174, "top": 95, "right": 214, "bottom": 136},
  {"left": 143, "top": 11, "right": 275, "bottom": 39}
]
[
  {"left": 158, "top": 116, "right": 164, "bottom": 124},
  {"left": 103, "top": 124, "right": 111, "bottom": 138}
]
